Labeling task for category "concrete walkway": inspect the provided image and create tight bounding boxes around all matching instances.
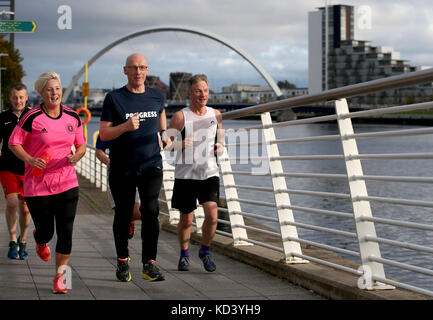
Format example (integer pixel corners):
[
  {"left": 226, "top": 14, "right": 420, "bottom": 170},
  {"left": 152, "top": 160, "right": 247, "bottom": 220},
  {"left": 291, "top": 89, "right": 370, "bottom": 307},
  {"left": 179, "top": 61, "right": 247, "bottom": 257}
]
[{"left": 0, "top": 176, "right": 323, "bottom": 301}]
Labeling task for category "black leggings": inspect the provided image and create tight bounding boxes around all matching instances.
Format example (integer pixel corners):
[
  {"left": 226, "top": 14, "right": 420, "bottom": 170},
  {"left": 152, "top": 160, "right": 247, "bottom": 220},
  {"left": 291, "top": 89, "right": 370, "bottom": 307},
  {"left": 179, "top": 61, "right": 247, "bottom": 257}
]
[
  {"left": 109, "top": 167, "right": 162, "bottom": 263},
  {"left": 25, "top": 187, "right": 79, "bottom": 255}
]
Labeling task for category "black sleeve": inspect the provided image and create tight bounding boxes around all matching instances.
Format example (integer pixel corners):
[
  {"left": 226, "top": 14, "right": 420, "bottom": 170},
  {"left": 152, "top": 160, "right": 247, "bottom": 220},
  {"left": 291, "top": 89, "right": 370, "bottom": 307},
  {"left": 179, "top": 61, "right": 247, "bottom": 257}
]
[{"left": 0, "top": 114, "right": 4, "bottom": 145}]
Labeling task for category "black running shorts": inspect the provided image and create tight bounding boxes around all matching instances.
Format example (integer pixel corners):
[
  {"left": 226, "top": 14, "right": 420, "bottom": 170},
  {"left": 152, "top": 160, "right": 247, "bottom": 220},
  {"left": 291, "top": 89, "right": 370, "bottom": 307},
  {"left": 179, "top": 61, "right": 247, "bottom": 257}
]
[{"left": 171, "top": 176, "right": 220, "bottom": 214}]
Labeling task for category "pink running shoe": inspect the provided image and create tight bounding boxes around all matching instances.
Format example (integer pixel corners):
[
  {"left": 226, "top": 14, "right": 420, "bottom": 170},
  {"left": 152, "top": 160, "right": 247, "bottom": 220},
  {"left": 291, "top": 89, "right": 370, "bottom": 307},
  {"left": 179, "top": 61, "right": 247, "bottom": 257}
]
[
  {"left": 53, "top": 274, "right": 67, "bottom": 294},
  {"left": 33, "top": 230, "right": 51, "bottom": 261}
]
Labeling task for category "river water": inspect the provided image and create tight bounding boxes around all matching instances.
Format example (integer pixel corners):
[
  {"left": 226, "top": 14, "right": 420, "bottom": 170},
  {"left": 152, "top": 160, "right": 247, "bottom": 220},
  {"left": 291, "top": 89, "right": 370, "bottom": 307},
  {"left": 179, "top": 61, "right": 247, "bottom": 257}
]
[{"left": 86, "top": 117, "right": 433, "bottom": 292}]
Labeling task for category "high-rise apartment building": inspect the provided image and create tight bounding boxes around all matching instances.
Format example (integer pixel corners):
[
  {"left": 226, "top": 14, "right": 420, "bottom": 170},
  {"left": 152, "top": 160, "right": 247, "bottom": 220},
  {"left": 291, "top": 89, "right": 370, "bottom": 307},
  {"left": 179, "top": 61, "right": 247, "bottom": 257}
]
[
  {"left": 309, "top": 4, "right": 355, "bottom": 93},
  {"left": 308, "top": 4, "right": 433, "bottom": 105}
]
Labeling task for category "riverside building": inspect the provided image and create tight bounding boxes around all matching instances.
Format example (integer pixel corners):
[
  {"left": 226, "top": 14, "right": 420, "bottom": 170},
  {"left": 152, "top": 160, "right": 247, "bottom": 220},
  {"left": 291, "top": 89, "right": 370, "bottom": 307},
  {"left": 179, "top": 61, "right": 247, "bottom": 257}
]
[{"left": 308, "top": 4, "right": 433, "bottom": 106}]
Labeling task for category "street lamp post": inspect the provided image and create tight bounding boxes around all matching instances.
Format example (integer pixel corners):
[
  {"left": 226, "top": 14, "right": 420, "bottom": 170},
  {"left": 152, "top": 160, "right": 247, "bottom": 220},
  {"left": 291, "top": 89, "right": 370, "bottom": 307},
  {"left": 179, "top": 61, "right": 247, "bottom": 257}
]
[{"left": 0, "top": 53, "right": 8, "bottom": 112}]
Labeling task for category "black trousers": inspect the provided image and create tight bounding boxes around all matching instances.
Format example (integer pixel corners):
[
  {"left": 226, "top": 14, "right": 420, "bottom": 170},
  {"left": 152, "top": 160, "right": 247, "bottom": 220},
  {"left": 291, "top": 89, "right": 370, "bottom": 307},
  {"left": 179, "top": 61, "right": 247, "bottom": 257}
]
[
  {"left": 109, "top": 167, "right": 163, "bottom": 263},
  {"left": 25, "top": 187, "right": 79, "bottom": 255}
]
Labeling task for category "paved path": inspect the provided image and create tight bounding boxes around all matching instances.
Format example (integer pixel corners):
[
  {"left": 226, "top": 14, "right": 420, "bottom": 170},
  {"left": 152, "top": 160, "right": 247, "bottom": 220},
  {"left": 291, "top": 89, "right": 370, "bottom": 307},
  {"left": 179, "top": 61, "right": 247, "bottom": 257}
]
[{"left": 0, "top": 176, "right": 324, "bottom": 301}]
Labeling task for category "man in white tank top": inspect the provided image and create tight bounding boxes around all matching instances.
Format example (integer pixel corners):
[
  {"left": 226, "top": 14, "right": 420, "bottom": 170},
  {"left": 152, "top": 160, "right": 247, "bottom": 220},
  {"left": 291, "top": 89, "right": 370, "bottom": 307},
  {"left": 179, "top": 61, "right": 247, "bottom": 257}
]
[{"left": 166, "top": 74, "right": 224, "bottom": 272}]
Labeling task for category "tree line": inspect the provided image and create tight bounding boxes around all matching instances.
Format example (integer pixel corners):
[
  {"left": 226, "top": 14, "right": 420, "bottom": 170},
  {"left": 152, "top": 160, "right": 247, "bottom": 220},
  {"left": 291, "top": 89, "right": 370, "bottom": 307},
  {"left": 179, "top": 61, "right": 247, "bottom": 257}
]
[{"left": 0, "top": 37, "right": 25, "bottom": 110}]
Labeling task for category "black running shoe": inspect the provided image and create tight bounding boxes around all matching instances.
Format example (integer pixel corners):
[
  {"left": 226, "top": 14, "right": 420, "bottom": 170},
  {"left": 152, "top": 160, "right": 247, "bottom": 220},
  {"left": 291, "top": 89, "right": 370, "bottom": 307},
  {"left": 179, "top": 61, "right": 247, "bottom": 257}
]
[
  {"left": 18, "top": 236, "right": 28, "bottom": 260},
  {"left": 116, "top": 258, "right": 131, "bottom": 282},
  {"left": 199, "top": 253, "right": 216, "bottom": 272},
  {"left": 7, "top": 241, "right": 18, "bottom": 259},
  {"left": 142, "top": 261, "right": 165, "bottom": 281},
  {"left": 177, "top": 256, "right": 191, "bottom": 271}
]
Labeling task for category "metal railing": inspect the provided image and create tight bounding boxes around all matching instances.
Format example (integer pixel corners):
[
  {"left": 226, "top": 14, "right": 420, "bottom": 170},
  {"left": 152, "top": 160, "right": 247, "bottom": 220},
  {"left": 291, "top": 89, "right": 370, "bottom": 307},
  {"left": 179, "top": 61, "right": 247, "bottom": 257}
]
[
  {"left": 76, "top": 146, "right": 108, "bottom": 192},
  {"left": 80, "top": 67, "right": 433, "bottom": 297}
]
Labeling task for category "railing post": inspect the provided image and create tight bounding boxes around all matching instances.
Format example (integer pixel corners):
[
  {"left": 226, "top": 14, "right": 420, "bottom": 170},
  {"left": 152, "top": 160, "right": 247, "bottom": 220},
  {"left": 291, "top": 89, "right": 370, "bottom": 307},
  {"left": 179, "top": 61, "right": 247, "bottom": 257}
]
[
  {"left": 194, "top": 205, "right": 205, "bottom": 234},
  {"left": 101, "top": 162, "right": 107, "bottom": 192},
  {"left": 96, "top": 157, "right": 102, "bottom": 189},
  {"left": 261, "top": 112, "right": 308, "bottom": 264},
  {"left": 160, "top": 152, "right": 180, "bottom": 225},
  {"left": 79, "top": 150, "right": 85, "bottom": 177},
  {"left": 219, "top": 145, "right": 251, "bottom": 246},
  {"left": 84, "top": 151, "right": 91, "bottom": 180},
  {"left": 73, "top": 145, "right": 81, "bottom": 175},
  {"left": 90, "top": 148, "right": 96, "bottom": 184},
  {"left": 335, "top": 98, "right": 394, "bottom": 290}
]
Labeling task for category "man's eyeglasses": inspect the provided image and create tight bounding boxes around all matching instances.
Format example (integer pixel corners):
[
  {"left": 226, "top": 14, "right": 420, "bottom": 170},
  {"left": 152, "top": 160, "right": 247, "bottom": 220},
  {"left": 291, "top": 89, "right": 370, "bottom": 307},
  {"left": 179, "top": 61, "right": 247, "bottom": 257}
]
[{"left": 125, "top": 65, "right": 149, "bottom": 71}]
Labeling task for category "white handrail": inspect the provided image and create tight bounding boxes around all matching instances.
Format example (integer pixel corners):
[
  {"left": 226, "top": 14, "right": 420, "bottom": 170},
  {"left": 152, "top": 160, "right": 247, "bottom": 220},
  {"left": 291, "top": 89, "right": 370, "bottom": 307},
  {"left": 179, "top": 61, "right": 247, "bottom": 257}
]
[{"left": 78, "top": 68, "right": 433, "bottom": 297}]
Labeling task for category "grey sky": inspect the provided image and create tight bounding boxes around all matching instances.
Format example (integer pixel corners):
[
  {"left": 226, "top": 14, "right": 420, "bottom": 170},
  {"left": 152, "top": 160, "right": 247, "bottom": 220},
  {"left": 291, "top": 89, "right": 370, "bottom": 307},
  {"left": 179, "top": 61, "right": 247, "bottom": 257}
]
[{"left": 9, "top": 0, "right": 433, "bottom": 94}]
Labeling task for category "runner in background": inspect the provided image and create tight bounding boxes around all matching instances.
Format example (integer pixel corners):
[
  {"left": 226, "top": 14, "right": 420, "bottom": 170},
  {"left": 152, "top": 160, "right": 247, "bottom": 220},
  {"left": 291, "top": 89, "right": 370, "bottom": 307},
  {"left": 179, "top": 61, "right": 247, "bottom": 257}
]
[{"left": 0, "top": 83, "right": 31, "bottom": 260}]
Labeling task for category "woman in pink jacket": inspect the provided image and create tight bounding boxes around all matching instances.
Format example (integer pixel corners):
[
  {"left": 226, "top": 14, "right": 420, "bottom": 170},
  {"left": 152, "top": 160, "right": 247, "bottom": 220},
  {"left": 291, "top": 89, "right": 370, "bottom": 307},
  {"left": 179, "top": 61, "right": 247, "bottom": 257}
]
[{"left": 9, "top": 71, "right": 86, "bottom": 294}]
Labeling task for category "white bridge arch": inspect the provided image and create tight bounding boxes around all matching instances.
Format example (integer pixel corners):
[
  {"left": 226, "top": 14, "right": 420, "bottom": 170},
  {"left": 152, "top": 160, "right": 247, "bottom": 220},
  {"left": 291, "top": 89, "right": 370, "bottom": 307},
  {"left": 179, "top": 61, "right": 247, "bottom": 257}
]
[{"left": 63, "top": 25, "right": 282, "bottom": 102}]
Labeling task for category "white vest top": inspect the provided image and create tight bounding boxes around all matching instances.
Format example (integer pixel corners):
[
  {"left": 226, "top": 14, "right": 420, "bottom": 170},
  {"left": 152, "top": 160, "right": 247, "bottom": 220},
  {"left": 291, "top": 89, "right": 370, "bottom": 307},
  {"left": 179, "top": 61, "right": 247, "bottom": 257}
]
[{"left": 174, "top": 106, "right": 219, "bottom": 180}]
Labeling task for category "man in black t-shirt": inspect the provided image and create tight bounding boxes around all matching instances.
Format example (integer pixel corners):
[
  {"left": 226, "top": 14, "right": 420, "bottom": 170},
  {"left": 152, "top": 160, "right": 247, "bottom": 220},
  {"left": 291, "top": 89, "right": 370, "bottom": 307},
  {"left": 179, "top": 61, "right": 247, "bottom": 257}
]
[
  {"left": 95, "top": 135, "right": 141, "bottom": 238},
  {"left": 100, "top": 53, "right": 170, "bottom": 282},
  {"left": 0, "top": 83, "right": 31, "bottom": 260}
]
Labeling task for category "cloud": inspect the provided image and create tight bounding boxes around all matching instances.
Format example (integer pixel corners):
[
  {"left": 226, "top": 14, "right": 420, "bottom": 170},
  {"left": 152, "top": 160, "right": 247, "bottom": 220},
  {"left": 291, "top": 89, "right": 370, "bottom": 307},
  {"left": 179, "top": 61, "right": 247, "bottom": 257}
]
[
  {"left": 12, "top": 0, "right": 433, "bottom": 93},
  {"left": 218, "top": 58, "right": 237, "bottom": 67},
  {"left": 355, "top": 1, "right": 433, "bottom": 63}
]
